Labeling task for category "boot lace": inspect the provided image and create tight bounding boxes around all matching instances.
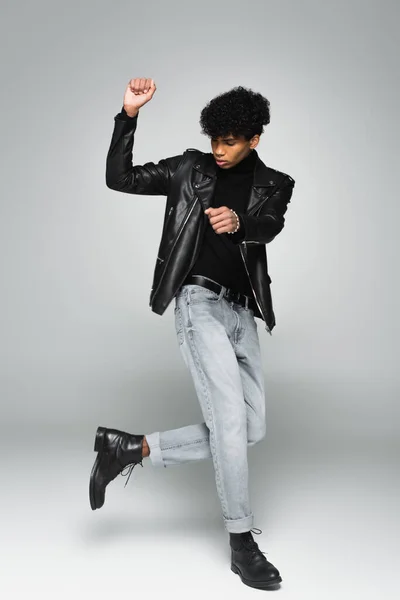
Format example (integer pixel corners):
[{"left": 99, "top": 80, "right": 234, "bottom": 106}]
[
  {"left": 242, "top": 527, "right": 267, "bottom": 560},
  {"left": 120, "top": 460, "right": 144, "bottom": 487}
]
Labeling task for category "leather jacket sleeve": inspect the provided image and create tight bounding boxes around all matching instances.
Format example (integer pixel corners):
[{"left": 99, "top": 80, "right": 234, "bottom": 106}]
[
  {"left": 117, "top": 106, "right": 138, "bottom": 120},
  {"left": 230, "top": 177, "right": 295, "bottom": 245},
  {"left": 105, "top": 107, "right": 185, "bottom": 195}
]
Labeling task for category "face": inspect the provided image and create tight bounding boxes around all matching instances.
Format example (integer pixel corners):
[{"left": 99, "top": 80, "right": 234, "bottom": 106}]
[{"left": 211, "top": 134, "right": 259, "bottom": 169}]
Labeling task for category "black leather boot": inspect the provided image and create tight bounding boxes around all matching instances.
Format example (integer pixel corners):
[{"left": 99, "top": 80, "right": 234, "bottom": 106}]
[
  {"left": 89, "top": 426, "right": 145, "bottom": 510},
  {"left": 230, "top": 528, "right": 282, "bottom": 589}
]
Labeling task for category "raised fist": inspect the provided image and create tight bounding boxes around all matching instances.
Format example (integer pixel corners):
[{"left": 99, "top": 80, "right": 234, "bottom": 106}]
[{"left": 123, "top": 78, "right": 157, "bottom": 115}]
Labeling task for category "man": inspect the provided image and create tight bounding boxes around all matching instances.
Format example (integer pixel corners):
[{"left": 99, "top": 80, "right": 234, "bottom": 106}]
[{"left": 90, "top": 77, "right": 295, "bottom": 590}]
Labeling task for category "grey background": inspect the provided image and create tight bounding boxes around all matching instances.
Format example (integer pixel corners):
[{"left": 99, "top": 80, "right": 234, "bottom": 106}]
[{"left": 1, "top": 0, "right": 398, "bottom": 598}]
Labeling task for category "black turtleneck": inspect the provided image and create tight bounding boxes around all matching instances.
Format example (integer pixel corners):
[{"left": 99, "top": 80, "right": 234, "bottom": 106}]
[{"left": 187, "top": 148, "right": 258, "bottom": 297}]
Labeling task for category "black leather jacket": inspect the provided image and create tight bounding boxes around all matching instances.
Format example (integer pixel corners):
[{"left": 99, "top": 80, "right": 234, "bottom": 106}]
[{"left": 106, "top": 111, "right": 295, "bottom": 334}]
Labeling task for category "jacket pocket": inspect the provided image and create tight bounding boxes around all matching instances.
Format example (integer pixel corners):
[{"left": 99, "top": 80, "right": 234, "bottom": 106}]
[{"left": 163, "top": 205, "right": 174, "bottom": 233}]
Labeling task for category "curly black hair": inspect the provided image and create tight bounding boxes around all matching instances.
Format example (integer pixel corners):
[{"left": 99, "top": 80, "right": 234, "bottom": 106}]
[{"left": 199, "top": 85, "right": 270, "bottom": 141}]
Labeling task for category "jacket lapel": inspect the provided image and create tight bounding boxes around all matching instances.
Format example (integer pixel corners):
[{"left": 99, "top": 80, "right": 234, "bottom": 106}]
[{"left": 191, "top": 150, "right": 278, "bottom": 215}]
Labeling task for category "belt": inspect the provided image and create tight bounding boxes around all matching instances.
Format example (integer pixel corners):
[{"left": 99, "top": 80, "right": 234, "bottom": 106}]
[{"left": 181, "top": 275, "right": 257, "bottom": 312}]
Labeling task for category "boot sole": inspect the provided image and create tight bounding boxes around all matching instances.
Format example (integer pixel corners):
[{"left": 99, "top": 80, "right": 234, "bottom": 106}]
[
  {"left": 231, "top": 564, "right": 282, "bottom": 589},
  {"left": 89, "top": 426, "right": 107, "bottom": 510}
]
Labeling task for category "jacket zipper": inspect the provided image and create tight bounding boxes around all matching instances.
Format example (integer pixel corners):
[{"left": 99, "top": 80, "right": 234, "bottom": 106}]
[
  {"left": 150, "top": 195, "right": 198, "bottom": 303},
  {"left": 165, "top": 205, "right": 174, "bottom": 228},
  {"left": 239, "top": 241, "right": 272, "bottom": 335}
]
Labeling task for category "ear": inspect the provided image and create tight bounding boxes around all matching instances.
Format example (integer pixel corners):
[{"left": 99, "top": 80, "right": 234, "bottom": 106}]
[{"left": 250, "top": 134, "right": 260, "bottom": 150}]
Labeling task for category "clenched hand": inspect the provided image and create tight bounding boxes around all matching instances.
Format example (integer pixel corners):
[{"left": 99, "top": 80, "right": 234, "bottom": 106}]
[
  {"left": 123, "top": 77, "right": 157, "bottom": 116},
  {"left": 204, "top": 206, "right": 240, "bottom": 234}
]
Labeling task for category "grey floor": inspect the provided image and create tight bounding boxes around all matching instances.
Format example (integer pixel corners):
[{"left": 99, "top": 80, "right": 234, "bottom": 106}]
[{"left": 2, "top": 426, "right": 398, "bottom": 599}]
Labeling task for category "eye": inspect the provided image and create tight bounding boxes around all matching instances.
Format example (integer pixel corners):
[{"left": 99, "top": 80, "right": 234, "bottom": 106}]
[{"left": 211, "top": 139, "right": 236, "bottom": 146}]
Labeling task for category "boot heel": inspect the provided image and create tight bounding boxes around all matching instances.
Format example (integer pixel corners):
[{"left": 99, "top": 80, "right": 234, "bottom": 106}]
[
  {"left": 94, "top": 426, "right": 107, "bottom": 452},
  {"left": 231, "top": 564, "right": 240, "bottom": 575}
]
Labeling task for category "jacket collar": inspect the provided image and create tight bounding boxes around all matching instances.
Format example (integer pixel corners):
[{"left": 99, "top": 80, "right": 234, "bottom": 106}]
[{"left": 192, "top": 149, "right": 277, "bottom": 188}]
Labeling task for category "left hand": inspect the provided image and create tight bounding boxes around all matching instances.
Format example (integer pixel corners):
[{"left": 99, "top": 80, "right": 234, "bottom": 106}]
[{"left": 204, "top": 206, "right": 239, "bottom": 234}]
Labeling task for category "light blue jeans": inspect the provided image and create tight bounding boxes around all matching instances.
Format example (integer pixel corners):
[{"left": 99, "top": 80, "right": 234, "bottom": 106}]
[{"left": 145, "top": 276, "right": 267, "bottom": 533}]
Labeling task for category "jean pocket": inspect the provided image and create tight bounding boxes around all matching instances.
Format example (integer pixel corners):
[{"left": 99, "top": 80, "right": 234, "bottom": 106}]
[{"left": 188, "top": 285, "right": 220, "bottom": 304}]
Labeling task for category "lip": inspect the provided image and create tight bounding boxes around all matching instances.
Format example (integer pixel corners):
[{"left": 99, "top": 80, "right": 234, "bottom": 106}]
[{"left": 215, "top": 159, "right": 228, "bottom": 165}]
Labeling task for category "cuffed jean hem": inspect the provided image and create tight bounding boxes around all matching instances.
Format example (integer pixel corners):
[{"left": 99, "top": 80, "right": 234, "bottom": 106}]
[
  {"left": 145, "top": 431, "right": 165, "bottom": 468},
  {"left": 224, "top": 513, "right": 254, "bottom": 533}
]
